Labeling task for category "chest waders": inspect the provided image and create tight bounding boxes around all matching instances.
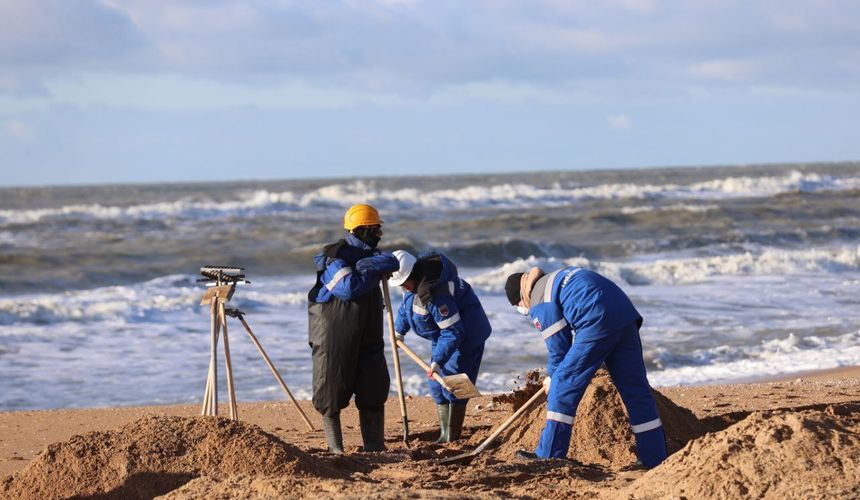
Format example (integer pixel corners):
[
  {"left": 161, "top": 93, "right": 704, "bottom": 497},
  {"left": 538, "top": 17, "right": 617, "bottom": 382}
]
[{"left": 308, "top": 241, "right": 390, "bottom": 453}]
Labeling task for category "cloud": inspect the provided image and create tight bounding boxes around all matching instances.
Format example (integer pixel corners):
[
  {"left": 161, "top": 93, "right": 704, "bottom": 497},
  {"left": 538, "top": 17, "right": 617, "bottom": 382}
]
[
  {"left": 1, "top": 0, "right": 859, "bottom": 109},
  {"left": 688, "top": 59, "right": 758, "bottom": 82},
  {"left": 2, "top": 120, "right": 34, "bottom": 141},
  {"left": 607, "top": 113, "right": 631, "bottom": 129}
]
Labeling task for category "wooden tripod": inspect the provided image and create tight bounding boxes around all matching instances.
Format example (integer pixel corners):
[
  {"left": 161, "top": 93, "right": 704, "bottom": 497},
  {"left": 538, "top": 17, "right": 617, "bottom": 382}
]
[{"left": 199, "top": 284, "right": 315, "bottom": 431}]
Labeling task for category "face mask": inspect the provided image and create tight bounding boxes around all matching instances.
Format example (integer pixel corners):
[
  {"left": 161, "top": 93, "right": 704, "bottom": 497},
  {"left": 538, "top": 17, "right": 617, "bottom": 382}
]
[
  {"left": 516, "top": 305, "right": 529, "bottom": 316},
  {"left": 353, "top": 226, "right": 382, "bottom": 248}
]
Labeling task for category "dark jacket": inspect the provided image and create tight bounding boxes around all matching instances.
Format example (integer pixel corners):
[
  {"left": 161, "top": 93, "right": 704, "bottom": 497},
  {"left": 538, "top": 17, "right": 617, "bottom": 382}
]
[{"left": 307, "top": 235, "right": 390, "bottom": 416}]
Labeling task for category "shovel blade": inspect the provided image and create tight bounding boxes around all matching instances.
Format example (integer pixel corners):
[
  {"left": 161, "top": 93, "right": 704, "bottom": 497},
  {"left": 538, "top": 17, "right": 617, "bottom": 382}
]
[
  {"left": 440, "top": 450, "right": 478, "bottom": 465},
  {"left": 443, "top": 374, "right": 482, "bottom": 399}
]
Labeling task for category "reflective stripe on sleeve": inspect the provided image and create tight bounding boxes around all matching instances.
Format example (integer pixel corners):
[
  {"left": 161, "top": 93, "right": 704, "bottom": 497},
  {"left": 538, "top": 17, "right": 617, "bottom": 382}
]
[
  {"left": 412, "top": 303, "right": 429, "bottom": 315},
  {"left": 546, "top": 411, "right": 574, "bottom": 425},
  {"left": 436, "top": 312, "right": 461, "bottom": 329},
  {"left": 631, "top": 418, "right": 662, "bottom": 433},
  {"left": 449, "top": 281, "right": 455, "bottom": 295},
  {"left": 541, "top": 318, "right": 568, "bottom": 340},
  {"left": 325, "top": 268, "right": 352, "bottom": 291}
]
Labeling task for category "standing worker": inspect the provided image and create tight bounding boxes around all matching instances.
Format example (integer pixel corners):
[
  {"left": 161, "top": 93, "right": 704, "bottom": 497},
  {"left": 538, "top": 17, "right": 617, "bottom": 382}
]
[
  {"left": 308, "top": 204, "right": 399, "bottom": 454},
  {"left": 389, "top": 250, "right": 492, "bottom": 442},
  {"left": 504, "top": 266, "right": 667, "bottom": 468}
]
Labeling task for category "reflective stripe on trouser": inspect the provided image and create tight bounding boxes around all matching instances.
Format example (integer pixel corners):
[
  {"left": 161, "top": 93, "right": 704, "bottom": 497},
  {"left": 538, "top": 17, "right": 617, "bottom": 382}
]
[
  {"left": 535, "top": 321, "right": 666, "bottom": 467},
  {"left": 427, "top": 343, "right": 485, "bottom": 404}
]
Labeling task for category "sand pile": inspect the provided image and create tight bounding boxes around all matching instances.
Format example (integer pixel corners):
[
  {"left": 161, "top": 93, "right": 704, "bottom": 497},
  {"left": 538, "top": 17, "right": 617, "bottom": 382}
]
[
  {"left": 626, "top": 406, "right": 860, "bottom": 499},
  {"left": 487, "top": 370, "right": 703, "bottom": 468},
  {"left": 0, "top": 415, "right": 344, "bottom": 500}
]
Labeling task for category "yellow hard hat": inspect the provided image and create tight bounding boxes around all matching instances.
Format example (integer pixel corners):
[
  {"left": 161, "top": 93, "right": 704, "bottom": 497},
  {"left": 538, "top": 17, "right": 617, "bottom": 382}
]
[{"left": 343, "top": 204, "right": 383, "bottom": 231}]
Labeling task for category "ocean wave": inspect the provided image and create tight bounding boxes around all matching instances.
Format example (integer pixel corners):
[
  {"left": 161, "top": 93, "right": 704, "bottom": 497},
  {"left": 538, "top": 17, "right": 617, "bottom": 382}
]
[
  {"left": 0, "top": 275, "right": 312, "bottom": 326},
  {"left": 466, "top": 244, "right": 860, "bottom": 289},
  {"left": 3, "top": 170, "right": 857, "bottom": 225},
  {"left": 648, "top": 330, "right": 860, "bottom": 386},
  {"left": 0, "top": 275, "right": 199, "bottom": 326}
]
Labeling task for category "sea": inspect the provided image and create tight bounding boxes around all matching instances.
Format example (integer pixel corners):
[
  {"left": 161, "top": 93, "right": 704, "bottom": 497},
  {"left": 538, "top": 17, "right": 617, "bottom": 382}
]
[{"left": 2, "top": 162, "right": 859, "bottom": 411}]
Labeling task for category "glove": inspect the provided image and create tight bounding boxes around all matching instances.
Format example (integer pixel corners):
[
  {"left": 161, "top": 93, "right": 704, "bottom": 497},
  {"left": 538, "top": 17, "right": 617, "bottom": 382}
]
[
  {"left": 427, "top": 361, "right": 440, "bottom": 379},
  {"left": 355, "top": 254, "right": 399, "bottom": 274},
  {"left": 542, "top": 376, "right": 551, "bottom": 395},
  {"left": 394, "top": 333, "right": 405, "bottom": 342}
]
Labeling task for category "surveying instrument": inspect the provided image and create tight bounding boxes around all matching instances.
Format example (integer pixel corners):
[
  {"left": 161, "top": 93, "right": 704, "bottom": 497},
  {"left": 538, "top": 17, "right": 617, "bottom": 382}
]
[{"left": 198, "top": 265, "right": 314, "bottom": 431}]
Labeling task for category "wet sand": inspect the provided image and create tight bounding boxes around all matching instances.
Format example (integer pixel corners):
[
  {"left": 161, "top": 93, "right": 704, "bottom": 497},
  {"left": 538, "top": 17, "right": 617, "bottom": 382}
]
[{"left": 2, "top": 366, "right": 860, "bottom": 499}]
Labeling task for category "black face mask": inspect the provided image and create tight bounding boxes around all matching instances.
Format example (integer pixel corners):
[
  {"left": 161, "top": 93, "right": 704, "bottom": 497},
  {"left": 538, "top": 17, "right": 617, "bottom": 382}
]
[{"left": 353, "top": 226, "right": 382, "bottom": 248}]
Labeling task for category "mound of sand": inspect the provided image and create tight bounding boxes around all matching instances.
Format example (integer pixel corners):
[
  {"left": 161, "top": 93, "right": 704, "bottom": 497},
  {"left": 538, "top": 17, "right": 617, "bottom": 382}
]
[
  {"left": 487, "top": 370, "right": 704, "bottom": 468},
  {"left": 626, "top": 406, "right": 860, "bottom": 499},
  {"left": 1, "top": 415, "right": 344, "bottom": 500}
]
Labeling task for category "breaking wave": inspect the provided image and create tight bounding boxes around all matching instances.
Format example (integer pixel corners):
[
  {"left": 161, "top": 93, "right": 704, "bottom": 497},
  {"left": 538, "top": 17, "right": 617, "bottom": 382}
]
[
  {"left": 466, "top": 244, "right": 860, "bottom": 290},
  {"left": 648, "top": 330, "right": 860, "bottom": 386},
  {"left": 2, "top": 170, "right": 858, "bottom": 225}
]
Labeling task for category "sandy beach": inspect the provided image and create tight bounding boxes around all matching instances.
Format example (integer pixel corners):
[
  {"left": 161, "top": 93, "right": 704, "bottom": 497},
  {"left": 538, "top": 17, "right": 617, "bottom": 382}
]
[{"left": 2, "top": 366, "right": 859, "bottom": 499}]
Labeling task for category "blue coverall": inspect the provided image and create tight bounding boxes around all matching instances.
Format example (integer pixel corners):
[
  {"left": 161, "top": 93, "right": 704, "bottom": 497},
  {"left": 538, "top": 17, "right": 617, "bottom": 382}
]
[
  {"left": 527, "top": 266, "right": 667, "bottom": 468},
  {"left": 394, "top": 253, "right": 492, "bottom": 404}
]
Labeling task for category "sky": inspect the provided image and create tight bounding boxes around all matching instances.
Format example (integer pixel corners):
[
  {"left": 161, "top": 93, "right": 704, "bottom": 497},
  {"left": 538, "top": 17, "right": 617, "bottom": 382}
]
[{"left": 1, "top": 0, "right": 859, "bottom": 187}]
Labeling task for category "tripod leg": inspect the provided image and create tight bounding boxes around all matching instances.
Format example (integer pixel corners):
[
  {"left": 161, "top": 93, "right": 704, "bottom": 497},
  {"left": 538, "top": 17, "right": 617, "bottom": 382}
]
[
  {"left": 237, "top": 316, "right": 316, "bottom": 431},
  {"left": 209, "top": 298, "right": 219, "bottom": 416},
  {"left": 220, "top": 303, "right": 239, "bottom": 421},
  {"left": 201, "top": 362, "right": 213, "bottom": 415}
]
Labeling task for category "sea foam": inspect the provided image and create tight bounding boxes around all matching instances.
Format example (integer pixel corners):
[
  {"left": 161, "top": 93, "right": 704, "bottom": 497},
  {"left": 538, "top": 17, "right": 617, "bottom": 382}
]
[{"left": 2, "top": 170, "right": 857, "bottom": 226}]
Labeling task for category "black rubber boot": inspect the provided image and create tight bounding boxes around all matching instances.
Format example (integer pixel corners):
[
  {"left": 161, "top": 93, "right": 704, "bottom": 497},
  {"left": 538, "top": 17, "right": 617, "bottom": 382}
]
[
  {"left": 448, "top": 403, "right": 467, "bottom": 441},
  {"left": 322, "top": 413, "right": 344, "bottom": 454},
  {"left": 359, "top": 406, "right": 386, "bottom": 452},
  {"left": 435, "top": 404, "right": 451, "bottom": 443}
]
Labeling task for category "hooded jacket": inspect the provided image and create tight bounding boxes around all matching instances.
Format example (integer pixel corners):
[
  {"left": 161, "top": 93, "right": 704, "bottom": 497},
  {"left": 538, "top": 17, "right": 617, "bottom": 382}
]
[{"left": 393, "top": 252, "right": 492, "bottom": 366}]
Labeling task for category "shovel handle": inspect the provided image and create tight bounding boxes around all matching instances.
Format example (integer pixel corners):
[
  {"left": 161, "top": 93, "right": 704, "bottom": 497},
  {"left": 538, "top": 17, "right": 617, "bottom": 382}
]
[
  {"left": 395, "top": 339, "right": 455, "bottom": 393},
  {"left": 382, "top": 281, "right": 410, "bottom": 444},
  {"left": 474, "top": 388, "right": 546, "bottom": 455}
]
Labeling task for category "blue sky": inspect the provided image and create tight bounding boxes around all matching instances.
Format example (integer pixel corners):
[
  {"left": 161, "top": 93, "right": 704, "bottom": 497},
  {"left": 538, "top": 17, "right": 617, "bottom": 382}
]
[{"left": 1, "top": 0, "right": 859, "bottom": 186}]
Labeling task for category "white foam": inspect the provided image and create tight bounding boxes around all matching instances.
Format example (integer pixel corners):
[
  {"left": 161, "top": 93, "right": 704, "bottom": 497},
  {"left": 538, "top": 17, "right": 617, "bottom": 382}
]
[
  {"left": 0, "top": 275, "right": 199, "bottom": 326},
  {"left": 466, "top": 244, "right": 860, "bottom": 290},
  {"left": 649, "top": 331, "right": 860, "bottom": 386},
  {"left": 620, "top": 203, "right": 718, "bottom": 214},
  {"left": 3, "top": 170, "right": 858, "bottom": 225}
]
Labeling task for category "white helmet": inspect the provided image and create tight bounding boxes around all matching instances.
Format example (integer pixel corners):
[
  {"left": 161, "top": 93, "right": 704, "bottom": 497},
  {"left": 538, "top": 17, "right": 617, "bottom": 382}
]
[{"left": 388, "top": 250, "right": 417, "bottom": 287}]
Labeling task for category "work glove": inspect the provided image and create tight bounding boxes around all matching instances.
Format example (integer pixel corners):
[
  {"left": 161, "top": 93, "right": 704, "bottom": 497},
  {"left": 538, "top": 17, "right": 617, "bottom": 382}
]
[
  {"left": 542, "top": 376, "right": 551, "bottom": 395},
  {"left": 355, "top": 253, "right": 399, "bottom": 274},
  {"left": 427, "top": 361, "right": 441, "bottom": 379},
  {"left": 394, "top": 332, "right": 405, "bottom": 342}
]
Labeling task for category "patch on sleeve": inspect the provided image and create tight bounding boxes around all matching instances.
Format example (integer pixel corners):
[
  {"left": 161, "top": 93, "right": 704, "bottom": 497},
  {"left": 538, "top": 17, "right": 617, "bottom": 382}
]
[
  {"left": 533, "top": 317, "right": 542, "bottom": 330},
  {"left": 438, "top": 304, "right": 449, "bottom": 317}
]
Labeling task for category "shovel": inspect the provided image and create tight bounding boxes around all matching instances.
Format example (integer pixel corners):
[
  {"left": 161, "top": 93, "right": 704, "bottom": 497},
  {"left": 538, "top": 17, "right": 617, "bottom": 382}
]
[
  {"left": 395, "top": 339, "right": 482, "bottom": 400},
  {"left": 382, "top": 280, "right": 410, "bottom": 445},
  {"left": 440, "top": 387, "right": 545, "bottom": 465}
]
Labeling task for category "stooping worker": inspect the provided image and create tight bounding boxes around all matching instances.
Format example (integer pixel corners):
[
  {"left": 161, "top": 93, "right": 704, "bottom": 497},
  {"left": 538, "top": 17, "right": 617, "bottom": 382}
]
[
  {"left": 307, "top": 203, "right": 399, "bottom": 454},
  {"left": 504, "top": 266, "right": 667, "bottom": 468},
  {"left": 388, "top": 250, "right": 492, "bottom": 442}
]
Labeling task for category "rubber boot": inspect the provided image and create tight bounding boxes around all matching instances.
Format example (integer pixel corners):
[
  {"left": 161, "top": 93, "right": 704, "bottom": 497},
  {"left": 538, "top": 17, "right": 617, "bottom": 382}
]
[
  {"left": 448, "top": 403, "right": 467, "bottom": 441},
  {"left": 359, "top": 406, "right": 386, "bottom": 452},
  {"left": 435, "top": 404, "right": 451, "bottom": 443},
  {"left": 322, "top": 414, "right": 344, "bottom": 454}
]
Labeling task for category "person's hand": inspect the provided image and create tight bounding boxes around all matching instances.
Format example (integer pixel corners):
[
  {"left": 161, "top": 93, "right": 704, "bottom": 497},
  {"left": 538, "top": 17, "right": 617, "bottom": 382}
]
[
  {"left": 355, "top": 254, "right": 399, "bottom": 274},
  {"left": 542, "top": 376, "right": 551, "bottom": 395},
  {"left": 394, "top": 333, "right": 405, "bottom": 342},
  {"left": 427, "top": 362, "right": 440, "bottom": 379}
]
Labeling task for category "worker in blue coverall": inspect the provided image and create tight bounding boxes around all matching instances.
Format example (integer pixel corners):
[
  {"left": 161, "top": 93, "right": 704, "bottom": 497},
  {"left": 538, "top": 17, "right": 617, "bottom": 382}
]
[
  {"left": 389, "top": 250, "right": 492, "bottom": 442},
  {"left": 504, "top": 266, "right": 667, "bottom": 468}
]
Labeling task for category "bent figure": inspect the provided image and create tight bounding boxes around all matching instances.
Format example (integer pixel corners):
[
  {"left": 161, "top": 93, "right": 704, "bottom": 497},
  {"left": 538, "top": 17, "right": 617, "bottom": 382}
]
[
  {"left": 307, "top": 203, "right": 399, "bottom": 453},
  {"left": 504, "top": 266, "right": 667, "bottom": 468},
  {"left": 389, "top": 250, "right": 492, "bottom": 442}
]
